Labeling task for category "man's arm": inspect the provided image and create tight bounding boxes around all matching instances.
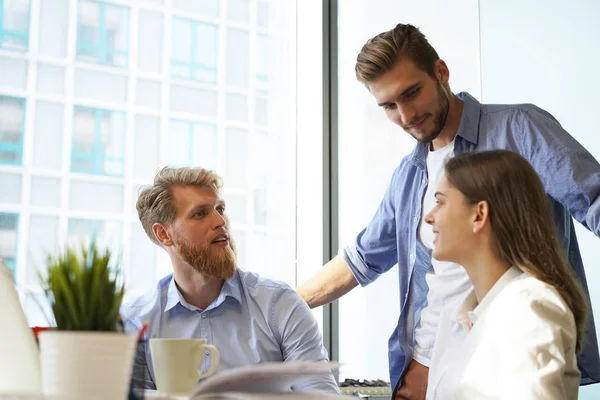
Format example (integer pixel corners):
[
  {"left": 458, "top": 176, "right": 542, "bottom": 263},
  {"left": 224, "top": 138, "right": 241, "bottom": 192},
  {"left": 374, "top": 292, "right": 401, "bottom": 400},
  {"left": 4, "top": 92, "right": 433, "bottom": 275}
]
[
  {"left": 296, "top": 255, "right": 358, "bottom": 308},
  {"left": 297, "top": 164, "right": 406, "bottom": 308},
  {"left": 518, "top": 107, "right": 600, "bottom": 235},
  {"left": 273, "top": 288, "right": 340, "bottom": 393}
]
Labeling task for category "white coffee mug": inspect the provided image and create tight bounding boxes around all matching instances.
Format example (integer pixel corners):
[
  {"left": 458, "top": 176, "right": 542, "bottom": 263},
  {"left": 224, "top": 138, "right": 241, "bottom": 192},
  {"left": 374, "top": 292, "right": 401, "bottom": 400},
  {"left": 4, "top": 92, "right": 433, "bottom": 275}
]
[{"left": 150, "top": 338, "right": 220, "bottom": 394}]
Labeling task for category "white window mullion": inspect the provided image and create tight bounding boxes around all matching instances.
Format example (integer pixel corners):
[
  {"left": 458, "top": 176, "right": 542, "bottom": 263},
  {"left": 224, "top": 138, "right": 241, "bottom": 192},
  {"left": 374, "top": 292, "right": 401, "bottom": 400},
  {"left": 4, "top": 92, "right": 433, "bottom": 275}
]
[
  {"left": 59, "top": 0, "right": 80, "bottom": 246},
  {"left": 121, "top": 2, "right": 139, "bottom": 288},
  {"left": 14, "top": 0, "right": 42, "bottom": 286}
]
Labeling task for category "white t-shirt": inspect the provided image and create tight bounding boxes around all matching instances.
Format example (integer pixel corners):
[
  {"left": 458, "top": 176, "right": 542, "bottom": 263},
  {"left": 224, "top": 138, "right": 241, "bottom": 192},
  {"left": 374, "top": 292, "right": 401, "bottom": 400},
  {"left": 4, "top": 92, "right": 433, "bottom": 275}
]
[{"left": 413, "top": 140, "right": 472, "bottom": 366}]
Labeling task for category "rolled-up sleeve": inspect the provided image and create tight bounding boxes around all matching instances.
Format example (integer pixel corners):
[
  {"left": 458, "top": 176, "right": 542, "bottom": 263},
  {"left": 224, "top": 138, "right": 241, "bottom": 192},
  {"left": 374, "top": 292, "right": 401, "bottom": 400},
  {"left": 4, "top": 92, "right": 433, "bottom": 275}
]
[{"left": 341, "top": 167, "right": 402, "bottom": 287}]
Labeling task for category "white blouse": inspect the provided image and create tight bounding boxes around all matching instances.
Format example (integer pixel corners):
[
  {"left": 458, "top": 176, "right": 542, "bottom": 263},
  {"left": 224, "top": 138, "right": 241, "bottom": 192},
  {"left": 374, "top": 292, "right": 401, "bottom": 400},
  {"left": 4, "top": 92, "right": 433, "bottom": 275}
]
[{"left": 426, "top": 267, "right": 581, "bottom": 400}]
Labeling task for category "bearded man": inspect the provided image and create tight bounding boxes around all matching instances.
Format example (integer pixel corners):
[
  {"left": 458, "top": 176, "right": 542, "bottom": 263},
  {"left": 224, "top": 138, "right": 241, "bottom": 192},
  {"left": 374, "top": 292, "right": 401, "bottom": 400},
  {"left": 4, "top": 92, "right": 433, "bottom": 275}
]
[{"left": 121, "top": 167, "right": 338, "bottom": 393}]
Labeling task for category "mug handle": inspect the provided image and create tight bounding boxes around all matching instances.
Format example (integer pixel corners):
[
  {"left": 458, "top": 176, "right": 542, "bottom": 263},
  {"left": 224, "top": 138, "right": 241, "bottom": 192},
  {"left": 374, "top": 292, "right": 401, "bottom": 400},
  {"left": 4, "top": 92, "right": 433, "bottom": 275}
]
[{"left": 197, "top": 344, "right": 220, "bottom": 380}]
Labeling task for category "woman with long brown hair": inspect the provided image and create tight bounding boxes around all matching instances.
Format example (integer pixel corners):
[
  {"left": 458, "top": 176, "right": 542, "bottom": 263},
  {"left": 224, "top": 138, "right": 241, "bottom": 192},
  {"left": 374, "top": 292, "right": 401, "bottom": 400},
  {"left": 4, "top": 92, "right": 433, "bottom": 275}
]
[{"left": 424, "top": 150, "right": 588, "bottom": 399}]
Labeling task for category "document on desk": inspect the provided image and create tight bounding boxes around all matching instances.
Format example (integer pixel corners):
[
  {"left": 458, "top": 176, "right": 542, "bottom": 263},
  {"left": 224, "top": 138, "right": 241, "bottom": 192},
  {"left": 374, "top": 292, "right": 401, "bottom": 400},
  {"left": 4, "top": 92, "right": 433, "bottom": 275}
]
[{"left": 189, "top": 361, "right": 341, "bottom": 399}]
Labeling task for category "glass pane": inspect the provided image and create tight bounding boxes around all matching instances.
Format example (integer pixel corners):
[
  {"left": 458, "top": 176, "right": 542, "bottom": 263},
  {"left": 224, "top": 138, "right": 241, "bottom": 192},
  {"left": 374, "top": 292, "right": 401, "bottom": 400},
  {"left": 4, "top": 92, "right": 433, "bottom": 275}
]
[
  {"left": 253, "top": 187, "right": 267, "bottom": 225},
  {"left": 255, "top": 34, "right": 269, "bottom": 91},
  {"left": 224, "top": 128, "right": 248, "bottom": 189},
  {"left": 27, "top": 215, "right": 59, "bottom": 285},
  {"left": 225, "top": 93, "right": 248, "bottom": 121},
  {"left": 255, "top": 96, "right": 268, "bottom": 125},
  {"left": 0, "top": 213, "right": 19, "bottom": 278},
  {"left": 1, "top": 0, "right": 30, "bottom": 51},
  {"left": 32, "top": 102, "right": 63, "bottom": 170},
  {"left": 37, "top": 64, "right": 65, "bottom": 95},
  {"left": 30, "top": 176, "right": 61, "bottom": 208},
  {"left": 169, "top": 85, "right": 217, "bottom": 117},
  {"left": 0, "top": 96, "right": 25, "bottom": 165},
  {"left": 250, "top": 131, "right": 269, "bottom": 184},
  {"left": 194, "top": 22, "right": 218, "bottom": 82},
  {"left": 0, "top": 57, "right": 27, "bottom": 89},
  {"left": 0, "top": 172, "right": 21, "bottom": 204},
  {"left": 69, "top": 181, "right": 123, "bottom": 213},
  {"left": 224, "top": 194, "right": 247, "bottom": 224},
  {"left": 171, "top": 18, "right": 193, "bottom": 63},
  {"left": 76, "top": 1, "right": 129, "bottom": 67},
  {"left": 256, "top": 0, "right": 269, "bottom": 28},
  {"left": 71, "top": 107, "right": 125, "bottom": 176},
  {"left": 67, "top": 218, "right": 122, "bottom": 270},
  {"left": 136, "top": 80, "right": 161, "bottom": 108},
  {"left": 227, "top": 0, "right": 250, "bottom": 23},
  {"left": 166, "top": 120, "right": 191, "bottom": 166},
  {"left": 226, "top": 29, "right": 249, "bottom": 87},
  {"left": 231, "top": 229, "right": 246, "bottom": 268},
  {"left": 248, "top": 231, "right": 267, "bottom": 275},
  {"left": 127, "top": 222, "right": 156, "bottom": 298},
  {"left": 265, "top": 232, "right": 291, "bottom": 283},
  {"left": 74, "top": 69, "right": 128, "bottom": 104},
  {"left": 38, "top": 0, "right": 68, "bottom": 57},
  {"left": 190, "top": 123, "right": 217, "bottom": 170},
  {"left": 137, "top": 10, "right": 163, "bottom": 74},
  {"left": 133, "top": 116, "right": 160, "bottom": 180},
  {"left": 21, "top": 292, "right": 53, "bottom": 327},
  {"left": 172, "top": 0, "right": 219, "bottom": 17}
]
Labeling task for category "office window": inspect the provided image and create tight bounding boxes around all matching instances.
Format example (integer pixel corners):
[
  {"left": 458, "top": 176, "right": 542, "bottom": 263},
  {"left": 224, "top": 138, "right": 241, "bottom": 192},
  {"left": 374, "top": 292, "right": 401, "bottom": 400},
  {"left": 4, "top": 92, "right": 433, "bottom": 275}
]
[
  {"left": 0, "top": 95, "right": 25, "bottom": 165},
  {"left": 256, "top": 0, "right": 268, "bottom": 28},
  {"left": 166, "top": 119, "right": 217, "bottom": 169},
  {"left": 0, "top": 0, "right": 30, "bottom": 51},
  {"left": 255, "top": 34, "right": 268, "bottom": 92},
  {"left": 67, "top": 218, "right": 122, "bottom": 269},
  {"left": 226, "top": 28, "right": 249, "bottom": 88},
  {"left": 227, "top": 0, "right": 249, "bottom": 24},
  {"left": 0, "top": 212, "right": 18, "bottom": 278},
  {"left": 76, "top": 0, "right": 130, "bottom": 67},
  {"left": 172, "top": 0, "right": 218, "bottom": 18},
  {"left": 0, "top": 172, "right": 20, "bottom": 204},
  {"left": 171, "top": 17, "right": 218, "bottom": 82},
  {"left": 71, "top": 106, "right": 125, "bottom": 176}
]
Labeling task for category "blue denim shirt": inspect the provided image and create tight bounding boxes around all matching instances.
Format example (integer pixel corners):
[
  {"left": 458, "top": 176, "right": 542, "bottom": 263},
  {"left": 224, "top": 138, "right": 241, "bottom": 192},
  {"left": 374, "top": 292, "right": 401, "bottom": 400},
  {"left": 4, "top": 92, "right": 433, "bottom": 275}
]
[
  {"left": 121, "top": 269, "right": 339, "bottom": 393},
  {"left": 342, "top": 92, "right": 600, "bottom": 389}
]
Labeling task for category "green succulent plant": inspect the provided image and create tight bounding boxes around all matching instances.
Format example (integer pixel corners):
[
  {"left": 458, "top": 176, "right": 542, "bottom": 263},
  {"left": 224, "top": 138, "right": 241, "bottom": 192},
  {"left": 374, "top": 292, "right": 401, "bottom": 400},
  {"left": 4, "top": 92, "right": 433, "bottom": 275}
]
[{"left": 40, "top": 243, "right": 124, "bottom": 332}]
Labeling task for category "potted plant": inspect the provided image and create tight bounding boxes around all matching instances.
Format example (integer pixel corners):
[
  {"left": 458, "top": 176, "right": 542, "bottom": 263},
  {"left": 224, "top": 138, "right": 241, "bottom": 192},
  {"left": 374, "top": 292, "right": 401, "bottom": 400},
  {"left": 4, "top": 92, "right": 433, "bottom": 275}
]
[{"left": 37, "top": 243, "right": 137, "bottom": 400}]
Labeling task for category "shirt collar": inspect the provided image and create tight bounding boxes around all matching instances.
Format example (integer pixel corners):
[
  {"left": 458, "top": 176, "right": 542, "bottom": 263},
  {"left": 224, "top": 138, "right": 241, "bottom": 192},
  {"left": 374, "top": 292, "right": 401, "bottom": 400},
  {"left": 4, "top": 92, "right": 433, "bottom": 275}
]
[
  {"left": 410, "top": 91, "right": 482, "bottom": 165},
  {"left": 164, "top": 269, "right": 243, "bottom": 313},
  {"left": 451, "top": 266, "right": 523, "bottom": 330},
  {"left": 454, "top": 91, "right": 481, "bottom": 146}
]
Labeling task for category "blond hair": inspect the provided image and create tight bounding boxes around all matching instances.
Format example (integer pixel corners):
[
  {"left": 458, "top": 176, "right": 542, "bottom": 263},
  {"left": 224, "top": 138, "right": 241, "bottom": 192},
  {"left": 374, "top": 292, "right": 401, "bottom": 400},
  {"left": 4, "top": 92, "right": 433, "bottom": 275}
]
[
  {"left": 137, "top": 167, "right": 223, "bottom": 246},
  {"left": 445, "top": 150, "right": 589, "bottom": 353},
  {"left": 355, "top": 23, "right": 439, "bottom": 85}
]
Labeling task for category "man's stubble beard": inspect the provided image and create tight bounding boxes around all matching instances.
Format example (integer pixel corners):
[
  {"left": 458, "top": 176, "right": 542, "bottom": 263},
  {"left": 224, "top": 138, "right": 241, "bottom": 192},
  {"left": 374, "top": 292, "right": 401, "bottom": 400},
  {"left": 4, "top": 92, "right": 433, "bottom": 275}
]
[{"left": 408, "top": 81, "right": 451, "bottom": 144}]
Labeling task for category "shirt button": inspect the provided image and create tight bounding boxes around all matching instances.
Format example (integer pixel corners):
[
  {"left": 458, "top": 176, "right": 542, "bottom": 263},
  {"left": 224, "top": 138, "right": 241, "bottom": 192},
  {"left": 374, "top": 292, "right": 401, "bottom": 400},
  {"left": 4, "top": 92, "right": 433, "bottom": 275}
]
[
  {"left": 205, "top": 350, "right": 211, "bottom": 356},
  {"left": 414, "top": 216, "right": 419, "bottom": 222},
  {"left": 410, "top": 254, "right": 415, "bottom": 260},
  {"left": 422, "top": 179, "right": 427, "bottom": 185},
  {"left": 201, "top": 313, "right": 207, "bottom": 319}
]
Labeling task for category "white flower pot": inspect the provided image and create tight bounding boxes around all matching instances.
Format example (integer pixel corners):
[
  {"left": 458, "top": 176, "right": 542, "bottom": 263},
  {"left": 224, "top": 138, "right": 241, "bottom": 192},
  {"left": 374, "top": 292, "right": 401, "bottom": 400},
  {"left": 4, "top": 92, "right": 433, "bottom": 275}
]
[{"left": 39, "top": 331, "right": 137, "bottom": 400}]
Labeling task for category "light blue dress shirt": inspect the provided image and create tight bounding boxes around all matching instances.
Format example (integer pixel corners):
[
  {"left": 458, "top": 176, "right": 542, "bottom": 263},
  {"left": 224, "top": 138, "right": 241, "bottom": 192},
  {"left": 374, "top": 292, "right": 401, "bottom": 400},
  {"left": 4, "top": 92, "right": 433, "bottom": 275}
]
[
  {"left": 342, "top": 92, "right": 600, "bottom": 390},
  {"left": 121, "top": 269, "right": 339, "bottom": 393}
]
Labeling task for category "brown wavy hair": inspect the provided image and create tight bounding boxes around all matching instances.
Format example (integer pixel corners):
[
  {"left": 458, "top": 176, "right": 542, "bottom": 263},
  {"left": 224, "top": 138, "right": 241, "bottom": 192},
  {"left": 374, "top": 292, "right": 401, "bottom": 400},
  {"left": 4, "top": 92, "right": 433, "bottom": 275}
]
[
  {"left": 445, "top": 150, "right": 588, "bottom": 352},
  {"left": 355, "top": 23, "right": 440, "bottom": 85}
]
